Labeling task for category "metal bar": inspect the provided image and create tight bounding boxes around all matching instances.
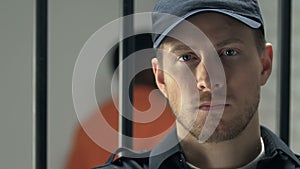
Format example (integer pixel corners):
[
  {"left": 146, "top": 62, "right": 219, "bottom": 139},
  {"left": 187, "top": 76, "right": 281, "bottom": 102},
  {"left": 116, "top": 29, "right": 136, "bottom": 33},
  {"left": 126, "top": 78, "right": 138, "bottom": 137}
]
[
  {"left": 35, "top": 0, "right": 48, "bottom": 168},
  {"left": 278, "top": 0, "right": 291, "bottom": 146},
  {"left": 119, "top": 0, "right": 135, "bottom": 151}
]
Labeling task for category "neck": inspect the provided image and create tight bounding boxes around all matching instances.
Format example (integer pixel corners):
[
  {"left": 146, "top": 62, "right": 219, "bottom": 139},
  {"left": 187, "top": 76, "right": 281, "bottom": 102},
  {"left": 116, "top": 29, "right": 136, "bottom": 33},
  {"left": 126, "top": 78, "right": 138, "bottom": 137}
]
[{"left": 177, "top": 112, "right": 261, "bottom": 169}]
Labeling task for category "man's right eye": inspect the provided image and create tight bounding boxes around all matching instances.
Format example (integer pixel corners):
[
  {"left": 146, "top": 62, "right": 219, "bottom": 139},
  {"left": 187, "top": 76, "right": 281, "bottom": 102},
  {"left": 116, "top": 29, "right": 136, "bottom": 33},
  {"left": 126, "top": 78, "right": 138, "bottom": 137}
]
[{"left": 178, "top": 54, "right": 193, "bottom": 62}]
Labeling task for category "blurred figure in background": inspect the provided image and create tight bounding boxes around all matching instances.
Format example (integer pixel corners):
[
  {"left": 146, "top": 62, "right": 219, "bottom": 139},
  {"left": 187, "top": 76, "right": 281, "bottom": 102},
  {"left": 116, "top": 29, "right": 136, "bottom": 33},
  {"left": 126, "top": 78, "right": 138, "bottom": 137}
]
[{"left": 65, "top": 34, "right": 175, "bottom": 169}]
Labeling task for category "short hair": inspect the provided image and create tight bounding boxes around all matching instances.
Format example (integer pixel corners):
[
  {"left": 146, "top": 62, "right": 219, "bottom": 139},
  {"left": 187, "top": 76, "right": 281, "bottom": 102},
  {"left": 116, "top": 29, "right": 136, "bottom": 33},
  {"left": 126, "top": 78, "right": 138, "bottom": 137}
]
[{"left": 253, "top": 29, "right": 267, "bottom": 54}]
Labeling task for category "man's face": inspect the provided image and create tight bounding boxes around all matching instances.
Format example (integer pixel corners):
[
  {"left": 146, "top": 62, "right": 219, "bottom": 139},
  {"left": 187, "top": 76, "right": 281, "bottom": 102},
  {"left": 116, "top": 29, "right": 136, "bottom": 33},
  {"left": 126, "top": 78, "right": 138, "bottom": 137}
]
[{"left": 152, "top": 13, "right": 272, "bottom": 143}]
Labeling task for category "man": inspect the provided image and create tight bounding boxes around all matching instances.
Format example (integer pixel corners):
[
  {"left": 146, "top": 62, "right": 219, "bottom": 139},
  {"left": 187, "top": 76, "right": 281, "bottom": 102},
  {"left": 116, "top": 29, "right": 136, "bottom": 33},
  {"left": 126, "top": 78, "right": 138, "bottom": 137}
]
[{"left": 95, "top": 0, "right": 300, "bottom": 168}]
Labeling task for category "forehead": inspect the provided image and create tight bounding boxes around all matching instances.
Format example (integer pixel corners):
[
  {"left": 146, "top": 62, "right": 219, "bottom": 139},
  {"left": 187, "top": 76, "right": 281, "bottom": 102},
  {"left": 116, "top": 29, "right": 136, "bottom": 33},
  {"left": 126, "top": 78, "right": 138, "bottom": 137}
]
[{"left": 160, "top": 12, "right": 255, "bottom": 51}]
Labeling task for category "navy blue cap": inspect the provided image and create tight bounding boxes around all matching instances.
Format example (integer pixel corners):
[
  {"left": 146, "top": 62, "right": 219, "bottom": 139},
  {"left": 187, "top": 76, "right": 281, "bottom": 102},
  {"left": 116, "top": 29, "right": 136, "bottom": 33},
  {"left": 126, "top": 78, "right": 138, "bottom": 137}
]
[{"left": 152, "top": 0, "right": 264, "bottom": 48}]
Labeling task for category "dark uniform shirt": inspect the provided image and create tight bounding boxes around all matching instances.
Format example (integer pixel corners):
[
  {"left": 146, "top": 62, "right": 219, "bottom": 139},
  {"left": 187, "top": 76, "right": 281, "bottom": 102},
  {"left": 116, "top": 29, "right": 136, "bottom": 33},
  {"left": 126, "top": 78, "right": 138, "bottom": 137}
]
[{"left": 94, "top": 126, "right": 300, "bottom": 169}]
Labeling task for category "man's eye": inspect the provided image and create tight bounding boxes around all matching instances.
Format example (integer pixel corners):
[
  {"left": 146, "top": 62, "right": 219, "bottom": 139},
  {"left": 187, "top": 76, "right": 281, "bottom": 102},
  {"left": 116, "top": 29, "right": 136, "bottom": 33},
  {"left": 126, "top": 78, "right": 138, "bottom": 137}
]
[
  {"left": 178, "top": 54, "right": 193, "bottom": 62},
  {"left": 222, "top": 49, "right": 237, "bottom": 56}
]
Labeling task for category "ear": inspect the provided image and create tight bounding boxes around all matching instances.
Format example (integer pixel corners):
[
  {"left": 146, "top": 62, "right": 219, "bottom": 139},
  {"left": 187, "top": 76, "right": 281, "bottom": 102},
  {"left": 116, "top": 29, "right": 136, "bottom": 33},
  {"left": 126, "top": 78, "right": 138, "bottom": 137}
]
[
  {"left": 260, "top": 43, "right": 273, "bottom": 85},
  {"left": 152, "top": 58, "right": 168, "bottom": 98}
]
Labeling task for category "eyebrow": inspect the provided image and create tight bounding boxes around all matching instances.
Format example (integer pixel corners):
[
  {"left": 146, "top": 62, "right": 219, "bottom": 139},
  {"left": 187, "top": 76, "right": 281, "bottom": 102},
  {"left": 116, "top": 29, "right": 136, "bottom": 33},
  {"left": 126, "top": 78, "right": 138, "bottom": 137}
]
[
  {"left": 164, "top": 38, "right": 245, "bottom": 54},
  {"left": 214, "top": 38, "right": 245, "bottom": 48},
  {"left": 170, "top": 44, "right": 192, "bottom": 52},
  {"left": 165, "top": 41, "right": 202, "bottom": 55}
]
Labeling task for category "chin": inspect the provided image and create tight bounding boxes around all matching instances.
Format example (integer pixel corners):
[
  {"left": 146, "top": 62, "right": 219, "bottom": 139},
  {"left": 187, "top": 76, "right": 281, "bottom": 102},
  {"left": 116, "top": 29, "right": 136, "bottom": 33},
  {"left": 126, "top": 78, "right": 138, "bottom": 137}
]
[{"left": 191, "top": 120, "right": 246, "bottom": 143}]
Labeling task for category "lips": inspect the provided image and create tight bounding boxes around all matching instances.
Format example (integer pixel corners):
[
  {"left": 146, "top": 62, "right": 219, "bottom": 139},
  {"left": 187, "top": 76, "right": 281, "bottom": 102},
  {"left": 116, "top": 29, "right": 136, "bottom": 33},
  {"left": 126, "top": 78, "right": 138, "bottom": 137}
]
[{"left": 199, "top": 102, "right": 229, "bottom": 111}]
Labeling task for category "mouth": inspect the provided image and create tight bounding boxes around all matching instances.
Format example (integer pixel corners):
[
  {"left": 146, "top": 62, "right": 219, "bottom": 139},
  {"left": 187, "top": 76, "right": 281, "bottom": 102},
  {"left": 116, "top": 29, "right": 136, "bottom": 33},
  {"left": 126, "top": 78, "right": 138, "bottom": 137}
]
[{"left": 199, "top": 102, "right": 229, "bottom": 111}]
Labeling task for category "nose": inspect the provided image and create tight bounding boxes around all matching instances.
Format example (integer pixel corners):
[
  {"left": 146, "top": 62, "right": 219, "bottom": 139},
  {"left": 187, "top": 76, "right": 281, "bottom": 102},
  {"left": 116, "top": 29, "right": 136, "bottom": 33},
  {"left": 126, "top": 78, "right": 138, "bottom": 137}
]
[
  {"left": 196, "top": 61, "right": 223, "bottom": 91},
  {"left": 196, "top": 62, "right": 211, "bottom": 91}
]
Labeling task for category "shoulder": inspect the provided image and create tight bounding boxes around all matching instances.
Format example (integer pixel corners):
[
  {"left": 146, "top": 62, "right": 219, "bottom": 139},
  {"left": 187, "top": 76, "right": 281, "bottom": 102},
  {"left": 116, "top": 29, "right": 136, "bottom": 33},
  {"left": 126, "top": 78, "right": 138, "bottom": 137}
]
[
  {"left": 92, "top": 147, "right": 150, "bottom": 169},
  {"left": 93, "top": 157, "right": 149, "bottom": 169},
  {"left": 260, "top": 126, "right": 300, "bottom": 168}
]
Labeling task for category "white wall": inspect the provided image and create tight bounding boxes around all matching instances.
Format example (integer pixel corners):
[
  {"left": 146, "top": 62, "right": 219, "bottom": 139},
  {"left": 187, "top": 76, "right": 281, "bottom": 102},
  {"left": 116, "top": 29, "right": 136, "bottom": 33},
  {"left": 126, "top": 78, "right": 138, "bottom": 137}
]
[
  {"left": 291, "top": 0, "right": 300, "bottom": 154},
  {"left": 48, "top": 1, "right": 120, "bottom": 169},
  {"left": 258, "top": 0, "right": 278, "bottom": 133},
  {"left": 0, "top": 0, "right": 33, "bottom": 168}
]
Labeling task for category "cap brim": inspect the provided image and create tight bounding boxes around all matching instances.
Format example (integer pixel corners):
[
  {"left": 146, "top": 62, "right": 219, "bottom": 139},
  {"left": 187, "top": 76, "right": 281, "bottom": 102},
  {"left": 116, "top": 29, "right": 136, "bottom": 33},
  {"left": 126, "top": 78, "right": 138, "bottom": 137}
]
[{"left": 154, "top": 9, "right": 261, "bottom": 48}]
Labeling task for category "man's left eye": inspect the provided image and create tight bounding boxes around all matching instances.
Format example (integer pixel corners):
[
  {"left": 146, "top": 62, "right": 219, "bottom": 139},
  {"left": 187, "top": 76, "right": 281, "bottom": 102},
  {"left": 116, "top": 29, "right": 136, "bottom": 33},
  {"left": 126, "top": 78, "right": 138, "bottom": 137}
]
[{"left": 222, "top": 49, "right": 237, "bottom": 56}]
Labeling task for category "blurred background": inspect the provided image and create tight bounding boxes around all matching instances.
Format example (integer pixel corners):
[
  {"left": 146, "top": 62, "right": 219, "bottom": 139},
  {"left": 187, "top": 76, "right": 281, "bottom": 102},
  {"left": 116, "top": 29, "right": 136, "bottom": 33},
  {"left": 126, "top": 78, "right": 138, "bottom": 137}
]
[{"left": 0, "top": 0, "right": 299, "bottom": 169}]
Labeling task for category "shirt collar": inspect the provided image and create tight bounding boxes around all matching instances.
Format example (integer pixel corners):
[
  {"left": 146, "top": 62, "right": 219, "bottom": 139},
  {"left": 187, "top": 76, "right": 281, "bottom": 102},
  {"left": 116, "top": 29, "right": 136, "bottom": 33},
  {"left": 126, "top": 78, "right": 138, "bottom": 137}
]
[
  {"left": 260, "top": 126, "right": 300, "bottom": 166},
  {"left": 185, "top": 138, "right": 266, "bottom": 169},
  {"left": 149, "top": 126, "right": 300, "bottom": 168}
]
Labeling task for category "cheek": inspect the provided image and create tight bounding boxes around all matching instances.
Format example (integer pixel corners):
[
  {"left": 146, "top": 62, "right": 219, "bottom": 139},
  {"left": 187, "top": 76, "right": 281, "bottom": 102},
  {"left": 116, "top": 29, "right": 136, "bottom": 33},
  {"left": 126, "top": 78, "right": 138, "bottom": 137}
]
[
  {"left": 225, "top": 63, "right": 261, "bottom": 95},
  {"left": 164, "top": 72, "right": 194, "bottom": 106},
  {"left": 164, "top": 74, "right": 180, "bottom": 99},
  {"left": 164, "top": 75, "right": 181, "bottom": 113},
  {"left": 164, "top": 63, "right": 196, "bottom": 90}
]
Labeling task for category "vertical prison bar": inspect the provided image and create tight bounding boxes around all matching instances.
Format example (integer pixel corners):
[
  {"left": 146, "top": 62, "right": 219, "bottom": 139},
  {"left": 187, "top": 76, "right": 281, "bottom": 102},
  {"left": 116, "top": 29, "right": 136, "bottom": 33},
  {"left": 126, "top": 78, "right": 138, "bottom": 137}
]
[
  {"left": 35, "top": 0, "right": 48, "bottom": 168},
  {"left": 119, "top": 0, "right": 135, "bottom": 150},
  {"left": 278, "top": 0, "right": 291, "bottom": 146}
]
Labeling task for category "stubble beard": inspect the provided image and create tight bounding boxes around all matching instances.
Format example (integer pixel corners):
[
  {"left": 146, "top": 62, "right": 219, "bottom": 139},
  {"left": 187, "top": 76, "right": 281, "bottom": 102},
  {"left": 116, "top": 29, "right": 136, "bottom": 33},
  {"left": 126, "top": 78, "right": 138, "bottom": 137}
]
[{"left": 170, "top": 94, "right": 260, "bottom": 143}]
